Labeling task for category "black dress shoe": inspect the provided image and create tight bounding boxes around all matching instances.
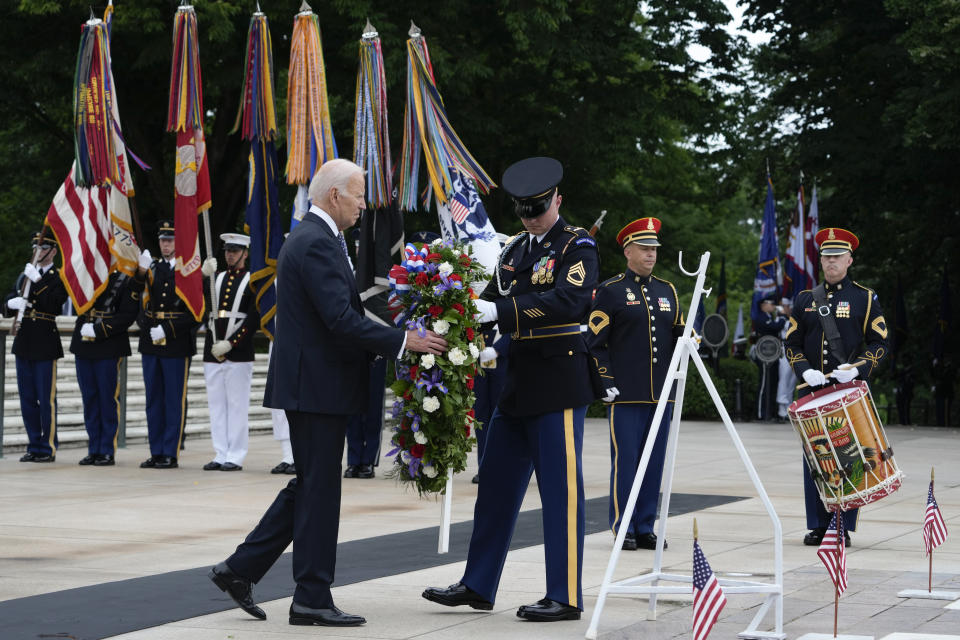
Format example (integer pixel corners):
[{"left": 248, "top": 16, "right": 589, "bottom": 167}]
[
  {"left": 472, "top": 473, "right": 479, "bottom": 484},
  {"left": 203, "top": 461, "right": 222, "bottom": 471},
  {"left": 422, "top": 582, "right": 493, "bottom": 610},
  {"left": 220, "top": 462, "right": 242, "bottom": 471},
  {"left": 289, "top": 601, "right": 365, "bottom": 626},
  {"left": 355, "top": 463, "right": 375, "bottom": 479},
  {"left": 94, "top": 454, "right": 115, "bottom": 466},
  {"left": 622, "top": 533, "right": 638, "bottom": 551},
  {"left": 343, "top": 465, "right": 358, "bottom": 478},
  {"left": 284, "top": 462, "right": 296, "bottom": 474},
  {"left": 803, "top": 528, "right": 827, "bottom": 546},
  {"left": 844, "top": 531, "right": 851, "bottom": 548},
  {"left": 636, "top": 532, "right": 666, "bottom": 550},
  {"left": 270, "top": 461, "right": 292, "bottom": 474},
  {"left": 209, "top": 561, "right": 265, "bottom": 620},
  {"left": 140, "top": 456, "right": 157, "bottom": 468},
  {"left": 19, "top": 452, "right": 37, "bottom": 462},
  {"left": 516, "top": 598, "right": 580, "bottom": 621},
  {"left": 154, "top": 456, "right": 178, "bottom": 469},
  {"left": 79, "top": 454, "right": 97, "bottom": 466},
  {"left": 31, "top": 454, "right": 55, "bottom": 463}
]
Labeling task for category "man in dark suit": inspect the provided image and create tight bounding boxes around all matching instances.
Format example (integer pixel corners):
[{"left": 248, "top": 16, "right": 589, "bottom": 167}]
[
  {"left": 3, "top": 232, "right": 68, "bottom": 462},
  {"left": 209, "top": 158, "right": 447, "bottom": 627}
]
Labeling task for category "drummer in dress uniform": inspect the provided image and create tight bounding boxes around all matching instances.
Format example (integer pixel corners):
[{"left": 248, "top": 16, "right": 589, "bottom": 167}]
[
  {"left": 71, "top": 250, "right": 152, "bottom": 466},
  {"left": 586, "top": 217, "right": 684, "bottom": 551},
  {"left": 423, "top": 157, "right": 601, "bottom": 622},
  {"left": 784, "top": 227, "right": 887, "bottom": 546},
  {"left": 201, "top": 233, "right": 259, "bottom": 472},
  {"left": 137, "top": 220, "right": 201, "bottom": 469},
  {"left": 3, "top": 232, "right": 68, "bottom": 462}
]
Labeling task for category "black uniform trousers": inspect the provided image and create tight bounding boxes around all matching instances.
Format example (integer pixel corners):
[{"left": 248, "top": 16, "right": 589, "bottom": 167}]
[{"left": 226, "top": 410, "right": 346, "bottom": 609}]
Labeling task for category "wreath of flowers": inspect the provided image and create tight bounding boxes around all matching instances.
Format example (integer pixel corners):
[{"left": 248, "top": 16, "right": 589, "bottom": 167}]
[{"left": 386, "top": 238, "right": 488, "bottom": 494}]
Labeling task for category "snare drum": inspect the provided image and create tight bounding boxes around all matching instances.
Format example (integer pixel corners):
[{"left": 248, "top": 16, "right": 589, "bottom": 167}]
[{"left": 788, "top": 380, "right": 902, "bottom": 511}]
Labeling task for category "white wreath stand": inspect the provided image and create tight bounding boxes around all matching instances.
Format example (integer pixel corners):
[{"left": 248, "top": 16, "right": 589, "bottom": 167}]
[{"left": 585, "top": 251, "right": 785, "bottom": 640}]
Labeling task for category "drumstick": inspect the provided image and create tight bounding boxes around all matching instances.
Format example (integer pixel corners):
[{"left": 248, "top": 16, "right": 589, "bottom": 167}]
[{"left": 796, "top": 360, "right": 867, "bottom": 390}]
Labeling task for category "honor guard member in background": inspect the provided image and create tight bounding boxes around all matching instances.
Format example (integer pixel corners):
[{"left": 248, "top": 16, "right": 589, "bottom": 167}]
[
  {"left": 201, "top": 233, "right": 259, "bottom": 472},
  {"left": 775, "top": 297, "right": 796, "bottom": 422},
  {"left": 137, "top": 220, "right": 201, "bottom": 469},
  {"left": 3, "top": 232, "right": 68, "bottom": 462},
  {"left": 586, "top": 218, "right": 683, "bottom": 551},
  {"left": 71, "top": 250, "right": 151, "bottom": 466},
  {"left": 785, "top": 227, "right": 887, "bottom": 546},
  {"left": 423, "top": 157, "right": 601, "bottom": 622},
  {"left": 753, "top": 293, "right": 786, "bottom": 421}
]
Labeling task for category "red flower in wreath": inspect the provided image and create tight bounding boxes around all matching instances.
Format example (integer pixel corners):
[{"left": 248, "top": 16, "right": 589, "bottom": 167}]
[
  {"left": 426, "top": 252, "right": 442, "bottom": 263},
  {"left": 465, "top": 327, "right": 475, "bottom": 341},
  {"left": 466, "top": 376, "right": 474, "bottom": 390},
  {"left": 459, "top": 254, "right": 472, "bottom": 267},
  {"left": 411, "top": 444, "right": 426, "bottom": 458},
  {"left": 432, "top": 274, "right": 442, "bottom": 282},
  {"left": 398, "top": 434, "right": 407, "bottom": 448},
  {"left": 464, "top": 424, "right": 471, "bottom": 437},
  {"left": 429, "top": 305, "right": 444, "bottom": 317},
  {"left": 467, "top": 408, "right": 475, "bottom": 419},
  {"left": 415, "top": 272, "right": 430, "bottom": 286},
  {"left": 448, "top": 273, "right": 462, "bottom": 283},
  {"left": 409, "top": 365, "right": 419, "bottom": 380},
  {"left": 452, "top": 303, "right": 466, "bottom": 315}
]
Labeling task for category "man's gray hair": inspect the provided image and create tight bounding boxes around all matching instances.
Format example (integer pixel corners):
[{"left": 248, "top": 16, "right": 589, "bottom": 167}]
[{"left": 308, "top": 158, "right": 364, "bottom": 205}]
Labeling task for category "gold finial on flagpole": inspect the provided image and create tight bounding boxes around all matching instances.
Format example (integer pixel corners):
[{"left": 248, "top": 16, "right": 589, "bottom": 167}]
[{"left": 694, "top": 518, "right": 699, "bottom": 541}]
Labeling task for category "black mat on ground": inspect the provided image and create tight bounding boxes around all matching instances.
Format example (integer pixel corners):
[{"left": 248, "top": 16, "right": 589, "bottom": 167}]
[{"left": 0, "top": 492, "right": 744, "bottom": 640}]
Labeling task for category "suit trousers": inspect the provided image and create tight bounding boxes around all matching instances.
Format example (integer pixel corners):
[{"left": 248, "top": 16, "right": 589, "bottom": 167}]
[
  {"left": 461, "top": 406, "right": 586, "bottom": 610},
  {"left": 608, "top": 403, "right": 672, "bottom": 537},
  {"left": 345, "top": 358, "right": 387, "bottom": 466},
  {"left": 141, "top": 354, "right": 189, "bottom": 458},
  {"left": 15, "top": 356, "right": 58, "bottom": 456},
  {"left": 76, "top": 356, "right": 121, "bottom": 457},
  {"left": 226, "top": 410, "right": 347, "bottom": 609},
  {"left": 204, "top": 361, "right": 253, "bottom": 465}
]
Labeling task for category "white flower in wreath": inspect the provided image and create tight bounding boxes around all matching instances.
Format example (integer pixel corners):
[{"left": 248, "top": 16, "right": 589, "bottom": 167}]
[
  {"left": 422, "top": 395, "right": 441, "bottom": 413},
  {"left": 438, "top": 261, "right": 454, "bottom": 277},
  {"left": 469, "top": 343, "right": 480, "bottom": 359},
  {"left": 448, "top": 347, "right": 467, "bottom": 366},
  {"left": 431, "top": 237, "right": 444, "bottom": 247},
  {"left": 414, "top": 430, "right": 428, "bottom": 444},
  {"left": 401, "top": 450, "right": 412, "bottom": 463},
  {"left": 433, "top": 319, "right": 450, "bottom": 335},
  {"left": 421, "top": 353, "right": 435, "bottom": 369},
  {"left": 423, "top": 462, "right": 438, "bottom": 478}
]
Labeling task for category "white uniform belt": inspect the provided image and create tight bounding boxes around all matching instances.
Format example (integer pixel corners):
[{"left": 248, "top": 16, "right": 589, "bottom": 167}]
[{"left": 216, "top": 310, "right": 248, "bottom": 320}]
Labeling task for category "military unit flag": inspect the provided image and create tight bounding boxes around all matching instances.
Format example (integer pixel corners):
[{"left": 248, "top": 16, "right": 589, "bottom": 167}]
[
  {"left": 817, "top": 512, "right": 848, "bottom": 595},
  {"left": 752, "top": 175, "right": 781, "bottom": 321},
  {"left": 692, "top": 539, "right": 727, "bottom": 640},
  {"left": 924, "top": 481, "right": 948, "bottom": 556}
]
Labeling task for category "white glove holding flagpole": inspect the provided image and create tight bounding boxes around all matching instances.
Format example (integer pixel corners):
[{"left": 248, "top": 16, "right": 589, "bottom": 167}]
[
  {"left": 211, "top": 340, "right": 232, "bottom": 359},
  {"left": 6, "top": 296, "right": 27, "bottom": 311},
  {"left": 138, "top": 249, "right": 153, "bottom": 271},
  {"left": 832, "top": 364, "right": 859, "bottom": 383},
  {"left": 201, "top": 257, "right": 218, "bottom": 277},
  {"left": 23, "top": 263, "right": 42, "bottom": 283},
  {"left": 80, "top": 323, "right": 96, "bottom": 339},
  {"left": 149, "top": 326, "right": 165, "bottom": 342},
  {"left": 602, "top": 387, "right": 620, "bottom": 403},
  {"left": 479, "top": 346, "right": 497, "bottom": 364},
  {"left": 474, "top": 299, "right": 498, "bottom": 324}
]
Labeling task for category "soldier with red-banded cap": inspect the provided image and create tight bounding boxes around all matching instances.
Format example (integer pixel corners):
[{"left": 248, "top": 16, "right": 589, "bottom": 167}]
[
  {"left": 785, "top": 227, "right": 888, "bottom": 547},
  {"left": 586, "top": 217, "right": 685, "bottom": 552}
]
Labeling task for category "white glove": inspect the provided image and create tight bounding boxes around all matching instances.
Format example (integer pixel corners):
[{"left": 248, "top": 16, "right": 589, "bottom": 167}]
[
  {"left": 80, "top": 323, "right": 96, "bottom": 338},
  {"left": 602, "top": 386, "right": 621, "bottom": 403},
  {"left": 211, "top": 340, "right": 232, "bottom": 358},
  {"left": 149, "top": 325, "right": 166, "bottom": 342},
  {"left": 479, "top": 346, "right": 497, "bottom": 363},
  {"left": 138, "top": 249, "right": 153, "bottom": 270},
  {"left": 23, "top": 263, "right": 41, "bottom": 283},
  {"left": 832, "top": 366, "right": 859, "bottom": 383},
  {"left": 6, "top": 296, "right": 26, "bottom": 311},
  {"left": 474, "top": 299, "right": 498, "bottom": 323},
  {"left": 802, "top": 369, "right": 828, "bottom": 387},
  {"left": 201, "top": 257, "right": 218, "bottom": 277}
]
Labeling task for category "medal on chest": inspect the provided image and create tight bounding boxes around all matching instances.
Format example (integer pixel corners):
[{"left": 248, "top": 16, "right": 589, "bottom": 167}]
[
  {"left": 835, "top": 300, "right": 851, "bottom": 318},
  {"left": 658, "top": 297, "right": 672, "bottom": 312}
]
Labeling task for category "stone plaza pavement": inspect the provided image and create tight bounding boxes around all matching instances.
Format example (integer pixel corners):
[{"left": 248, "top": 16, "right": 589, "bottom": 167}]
[{"left": 1, "top": 417, "right": 958, "bottom": 640}]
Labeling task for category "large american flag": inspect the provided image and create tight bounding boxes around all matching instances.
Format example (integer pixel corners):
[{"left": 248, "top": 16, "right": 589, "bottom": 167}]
[
  {"left": 817, "top": 512, "right": 848, "bottom": 595},
  {"left": 924, "top": 481, "right": 948, "bottom": 556},
  {"left": 693, "top": 539, "right": 727, "bottom": 640}
]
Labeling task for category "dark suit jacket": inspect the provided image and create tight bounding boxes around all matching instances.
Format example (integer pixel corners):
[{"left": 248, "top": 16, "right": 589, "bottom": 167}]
[{"left": 264, "top": 213, "right": 404, "bottom": 415}]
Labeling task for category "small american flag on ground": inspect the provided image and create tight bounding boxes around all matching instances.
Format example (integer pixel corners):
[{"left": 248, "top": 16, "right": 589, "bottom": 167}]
[
  {"left": 924, "top": 481, "right": 948, "bottom": 556},
  {"left": 448, "top": 189, "right": 471, "bottom": 225},
  {"left": 693, "top": 539, "right": 726, "bottom": 640},
  {"left": 817, "top": 512, "right": 848, "bottom": 595}
]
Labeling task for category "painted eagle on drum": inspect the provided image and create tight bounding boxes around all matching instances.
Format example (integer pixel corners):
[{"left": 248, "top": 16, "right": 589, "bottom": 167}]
[{"left": 810, "top": 417, "right": 877, "bottom": 492}]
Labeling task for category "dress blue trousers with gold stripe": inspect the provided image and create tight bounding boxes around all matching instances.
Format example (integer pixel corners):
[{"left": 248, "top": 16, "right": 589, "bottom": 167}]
[
  {"left": 15, "top": 357, "right": 57, "bottom": 456},
  {"left": 141, "top": 354, "right": 189, "bottom": 458},
  {"left": 76, "top": 356, "right": 122, "bottom": 457},
  {"left": 461, "top": 406, "right": 586, "bottom": 610},
  {"left": 803, "top": 460, "right": 858, "bottom": 532},
  {"left": 608, "top": 403, "right": 671, "bottom": 537}
]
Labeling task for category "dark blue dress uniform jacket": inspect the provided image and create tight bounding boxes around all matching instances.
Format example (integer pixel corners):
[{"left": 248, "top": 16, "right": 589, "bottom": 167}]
[
  {"left": 70, "top": 271, "right": 144, "bottom": 358},
  {"left": 202, "top": 267, "right": 259, "bottom": 363},
  {"left": 4, "top": 268, "right": 68, "bottom": 360},
  {"left": 137, "top": 260, "right": 200, "bottom": 357},
  {"left": 492, "top": 218, "right": 602, "bottom": 415},
  {"left": 587, "top": 270, "right": 683, "bottom": 402}
]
